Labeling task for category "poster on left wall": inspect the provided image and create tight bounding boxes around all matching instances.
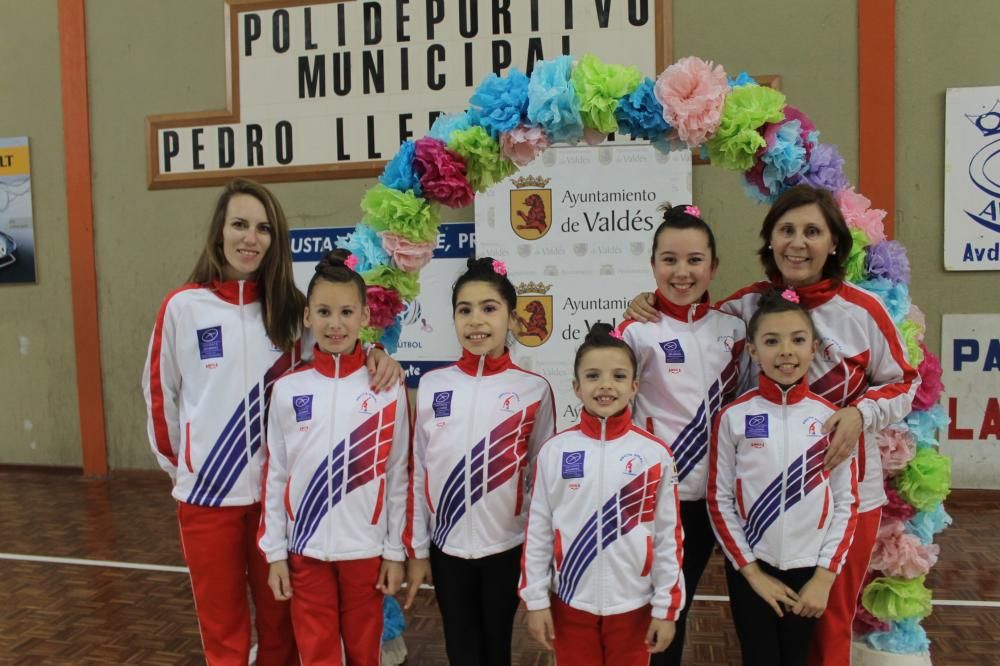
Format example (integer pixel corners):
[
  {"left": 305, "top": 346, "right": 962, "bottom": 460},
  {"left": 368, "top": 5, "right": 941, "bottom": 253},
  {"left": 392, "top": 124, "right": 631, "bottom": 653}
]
[{"left": 0, "top": 137, "right": 36, "bottom": 284}]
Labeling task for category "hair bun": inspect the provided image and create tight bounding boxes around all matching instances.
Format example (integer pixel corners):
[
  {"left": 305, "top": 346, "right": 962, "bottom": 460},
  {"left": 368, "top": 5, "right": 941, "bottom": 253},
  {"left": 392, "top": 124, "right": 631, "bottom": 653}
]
[
  {"left": 585, "top": 322, "right": 615, "bottom": 341},
  {"left": 317, "top": 248, "right": 351, "bottom": 271},
  {"left": 466, "top": 256, "right": 497, "bottom": 272}
]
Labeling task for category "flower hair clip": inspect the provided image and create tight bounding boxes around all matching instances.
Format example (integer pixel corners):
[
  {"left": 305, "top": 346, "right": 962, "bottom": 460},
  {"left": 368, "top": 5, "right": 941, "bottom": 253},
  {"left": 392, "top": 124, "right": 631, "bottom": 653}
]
[
  {"left": 684, "top": 205, "right": 701, "bottom": 218},
  {"left": 610, "top": 329, "right": 624, "bottom": 341},
  {"left": 781, "top": 288, "right": 800, "bottom": 304},
  {"left": 492, "top": 259, "right": 507, "bottom": 276},
  {"left": 344, "top": 254, "right": 359, "bottom": 271}
]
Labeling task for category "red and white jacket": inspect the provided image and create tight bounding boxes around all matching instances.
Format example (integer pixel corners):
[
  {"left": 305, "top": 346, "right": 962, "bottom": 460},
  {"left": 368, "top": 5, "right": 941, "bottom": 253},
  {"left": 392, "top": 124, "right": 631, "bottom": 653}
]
[
  {"left": 142, "top": 281, "right": 298, "bottom": 507},
  {"left": 719, "top": 279, "right": 919, "bottom": 512},
  {"left": 619, "top": 292, "right": 747, "bottom": 501},
  {"left": 519, "top": 408, "right": 685, "bottom": 620},
  {"left": 708, "top": 375, "right": 859, "bottom": 573},
  {"left": 404, "top": 349, "right": 556, "bottom": 560},
  {"left": 258, "top": 343, "right": 409, "bottom": 563}
]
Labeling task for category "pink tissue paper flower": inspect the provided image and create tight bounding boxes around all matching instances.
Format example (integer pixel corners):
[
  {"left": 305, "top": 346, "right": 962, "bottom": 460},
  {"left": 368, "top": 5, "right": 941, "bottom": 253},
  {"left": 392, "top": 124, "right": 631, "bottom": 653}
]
[
  {"left": 654, "top": 56, "right": 728, "bottom": 148},
  {"left": 413, "top": 137, "right": 475, "bottom": 208},
  {"left": 878, "top": 427, "right": 916, "bottom": 477},
  {"left": 912, "top": 345, "right": 945, "bottom": 411},
  {"left": 499, "top": 125, "right": 551, "bottom": 166},
  {"left": 365, "top": 285, "right": 406, "bottom": 329},
  {"left": 835, "top": 187, "right": 887, "bottom": 244},
  {"left": 883, "top": 483, "right": 919, "bottom": 523},
  {"left": 380, "top": 232, "right": 435, "bottom": 273},
  {"left": 870, "top": 520, "right": 940, "bottom": 578},
  {"left": 853, "top": 605, "right": 890, "bottom": 636}
]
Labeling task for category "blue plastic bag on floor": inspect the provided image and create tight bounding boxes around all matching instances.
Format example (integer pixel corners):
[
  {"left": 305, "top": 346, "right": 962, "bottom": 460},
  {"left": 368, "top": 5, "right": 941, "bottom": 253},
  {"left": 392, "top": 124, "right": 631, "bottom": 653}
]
[{"left": 382, "top": 595, "right": 405, "bottom": 642}]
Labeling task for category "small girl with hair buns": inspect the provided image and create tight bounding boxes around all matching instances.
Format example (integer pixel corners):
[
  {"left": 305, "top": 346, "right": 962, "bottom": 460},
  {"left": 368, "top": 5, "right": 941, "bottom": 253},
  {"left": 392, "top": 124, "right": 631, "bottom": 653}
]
[
  {"left": 404, "top": 256, "right": 556, "bottom": 666},
  {"left": 520, "top": 323, "right": 685, "bottom": 665},
  {"left": 708, "top": 289, "right": 859, "bottom": 666},
  {"left": 258, "top": 249, "right": 410, "bottom": 666}
]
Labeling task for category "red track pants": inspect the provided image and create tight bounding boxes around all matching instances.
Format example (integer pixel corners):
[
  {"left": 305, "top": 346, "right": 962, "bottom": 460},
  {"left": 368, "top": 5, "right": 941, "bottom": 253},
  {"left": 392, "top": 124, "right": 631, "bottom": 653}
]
[
  {"left": 551, "top": 597, "right": 653, "bottom": 666},
  {"left": 177, "top": 501, "right": 297, "bottom": 666},
  {"left": 288, "top": 554, "right": 384, "bottom": 666},
  {"left": 808, "top": 506, "right": 882, "bottom": 666}
]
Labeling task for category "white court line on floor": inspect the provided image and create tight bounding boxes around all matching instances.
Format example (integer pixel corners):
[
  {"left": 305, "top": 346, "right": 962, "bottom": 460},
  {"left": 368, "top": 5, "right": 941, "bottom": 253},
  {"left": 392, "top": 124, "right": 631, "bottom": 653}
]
[{"left": 4, "top": 552, "right": 999, "bottom": 609}]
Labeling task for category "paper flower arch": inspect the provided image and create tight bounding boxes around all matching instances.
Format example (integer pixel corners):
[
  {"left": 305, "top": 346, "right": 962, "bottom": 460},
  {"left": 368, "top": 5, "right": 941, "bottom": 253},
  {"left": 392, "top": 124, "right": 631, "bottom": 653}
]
[{"left": 347, "top": 54, "right": 949, "bottom": 658}]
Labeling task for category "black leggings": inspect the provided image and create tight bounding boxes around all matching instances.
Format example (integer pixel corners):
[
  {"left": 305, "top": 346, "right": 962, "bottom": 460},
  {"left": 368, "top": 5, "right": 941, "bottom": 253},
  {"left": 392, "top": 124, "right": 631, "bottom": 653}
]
[
  {"left": 725, "top": 559, "right": 818, "bottom": 666},
  {"left": 429, "top": 543, "right": 523, "bottom": 666},
  {"left": 650, "top": 499, "right": 718, "bottom": 666}
]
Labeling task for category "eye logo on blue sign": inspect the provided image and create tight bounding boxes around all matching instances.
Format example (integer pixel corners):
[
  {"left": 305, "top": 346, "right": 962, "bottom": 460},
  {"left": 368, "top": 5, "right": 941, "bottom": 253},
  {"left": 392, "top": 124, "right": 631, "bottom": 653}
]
[
  {"left": 197, "top": 326, "right": 224, "bottom": 360},
  {"left": 432, "top": 391, "right": 453, "bottom": 418},
  {"left": 562, "top": 451, "right": 585, "bottom": 479},
  {"left": 745, "top": 414, "right": 769, "bottom": 438},
  {"left": 659, "top": 339, "right": 685, "bottom": 363},
  {"left": 293, "top": 395, "right": 313, "bottom": 422}
]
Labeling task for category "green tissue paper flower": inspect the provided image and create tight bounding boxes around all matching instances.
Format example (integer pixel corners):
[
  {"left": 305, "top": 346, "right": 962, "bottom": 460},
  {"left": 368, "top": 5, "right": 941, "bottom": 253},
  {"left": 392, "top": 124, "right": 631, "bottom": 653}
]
[
  {"left": 362, "top": 266, "right": 420, "bottom": 302},
  {"left": 896, "top": 448, "right": 951, "bottom": 512},
  {"left": 844, "top": 228, "right": 872, "bottom": 283},
  {"left": 360, "top": 185, "right": 440, "bottom": 243},
  {"left": 900, "top": 320, "right": 925, "bottom": 367},
  {"left": 570, "top": 54, "right": 643, "bottom": 134},
  {"left": 359, "top": 326, "right": 384, "bottom": 345},
  {"left": 862, "top": 575, "right": 932, "bottom": 621},
  {"left": 448, "top": 126, "right": 517, "bottom": 192},
  {"left": 706, "top": 85, "right": 786, "bottom": 171}
]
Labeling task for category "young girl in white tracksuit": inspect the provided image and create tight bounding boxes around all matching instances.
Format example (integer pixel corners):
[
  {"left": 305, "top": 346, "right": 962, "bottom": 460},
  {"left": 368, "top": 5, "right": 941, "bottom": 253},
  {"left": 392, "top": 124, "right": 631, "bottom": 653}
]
[
  {"left": 708, "top": 289, "right": 859, "bottom": 666},
  {"left": 617, "top": 204, "right": 747, "bottom": 666},
  {"left": 404, "top": 257, "right": 556, "bottom": 666},
  {"left": 520, "top": 323, "right": 685, "bottom": 666},
  {"left": 258, "top": 250, "right": 409, "bottom": 666}
]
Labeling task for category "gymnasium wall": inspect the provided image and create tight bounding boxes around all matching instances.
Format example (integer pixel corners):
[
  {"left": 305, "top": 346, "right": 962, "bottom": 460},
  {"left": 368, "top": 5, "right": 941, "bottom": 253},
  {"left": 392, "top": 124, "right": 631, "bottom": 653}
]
[
  {"left": 0, "top": 1, "right": 80, "bottom": 466},
  {"left": 0, "top": 0, "right": 995, "bottom": 469}
]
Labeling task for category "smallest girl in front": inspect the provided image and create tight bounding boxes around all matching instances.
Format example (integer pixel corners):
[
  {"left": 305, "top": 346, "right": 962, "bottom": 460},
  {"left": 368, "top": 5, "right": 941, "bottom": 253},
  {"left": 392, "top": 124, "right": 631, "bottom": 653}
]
[
  {"left": 707, "top": 289, "right": 859, "bottom": 666},
  {"left": 520, "top": 323, "right": 685, "bottom": 665},
  {"left": 259, "top": 250, "right": 409, "bottom": 666}
]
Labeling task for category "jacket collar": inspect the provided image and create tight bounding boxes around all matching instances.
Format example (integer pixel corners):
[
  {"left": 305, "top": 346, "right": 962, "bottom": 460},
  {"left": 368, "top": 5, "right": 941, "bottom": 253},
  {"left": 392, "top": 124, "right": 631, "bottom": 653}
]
[
  {"left": 654, "top": 290, "right": 711, "bottom": 322},
  {"left": 579, "top": 407, "right": 633, "bottom": 440},
  {"left": 770, "top": 277, "right": 840, "bottom": 310},
  {"left": 456, "top": 348, "right": 513, "bottom": 376},
  {"left": 311, "top": 342, "right": 366, "bottom": 378},
  {"left": 757, "top": 373, "right": 810, "bottom": 405},
  {"left": 208, "top": 279, "right": 260, "bottom": 305}
]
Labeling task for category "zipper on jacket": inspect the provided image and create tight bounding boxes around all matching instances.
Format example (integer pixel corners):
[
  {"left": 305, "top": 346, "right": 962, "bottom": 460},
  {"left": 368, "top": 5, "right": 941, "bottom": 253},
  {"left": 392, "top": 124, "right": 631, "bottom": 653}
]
[
  {"left": 238, "top": 281, "right": 255, "bottom": 501},
  {"left": 598, "top": 416, "right": 607, "bottom": 612},
  {"left": 777, "top": 389, "right": 790, "bottom": 567},
  {"left": 327, "top": 354, "right": 341, "bottom": 555},
  {"left": 463, "top": 354, "right": 486, "bottom": 555}
]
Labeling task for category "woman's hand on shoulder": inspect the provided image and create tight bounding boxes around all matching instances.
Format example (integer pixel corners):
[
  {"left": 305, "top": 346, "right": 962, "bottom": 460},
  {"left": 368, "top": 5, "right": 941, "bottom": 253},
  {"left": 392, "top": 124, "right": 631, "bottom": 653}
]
[
  {"left": 367, "top": 347, "right": 405, "bottom": 393},
  {"left": 822, "top": 406, "right": 864, "bottom": 471},
  {"left": 623, "top": 291, "right": 659, "bottom": 323}
]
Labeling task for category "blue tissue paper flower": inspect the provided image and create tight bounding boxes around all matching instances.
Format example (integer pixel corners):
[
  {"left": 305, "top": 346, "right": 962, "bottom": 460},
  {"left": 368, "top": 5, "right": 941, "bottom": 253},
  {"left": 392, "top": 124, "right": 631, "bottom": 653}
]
[
  {"left": 379, "top": 140, "right": 422, "bottom": 196},
  {"left": 336, "top": 224, "right": 389, "bottom": 274},
  {"left": 526, "top": 56, "right": 583, "bottom": 144},
  {"left": 615, "top": 78, "right": 672, "bottom": 141},
  {"left": 469, "top": 69, "right": 530, "bottom": 139}
]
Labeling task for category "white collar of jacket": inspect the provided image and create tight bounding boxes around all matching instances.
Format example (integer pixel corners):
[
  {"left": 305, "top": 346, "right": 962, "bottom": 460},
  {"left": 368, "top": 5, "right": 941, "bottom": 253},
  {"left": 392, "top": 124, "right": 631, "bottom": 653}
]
[
  {"left": 456, "top": 347, "right": 514, "bottom": 376},
  {"left": 655, "top": 290, "right": 711, "bottom": 322},
  {"left": 757, "top": 373, "right": 811, "bottom": 405},
  {"left": 579, "top": 407, "right": 633, "bottom": 440},
  {"left": 311, "top": 341, "right": 366, "bottom": 377},
  {"left": 206, "top": 279, "right": 260, "bottom": 304}
]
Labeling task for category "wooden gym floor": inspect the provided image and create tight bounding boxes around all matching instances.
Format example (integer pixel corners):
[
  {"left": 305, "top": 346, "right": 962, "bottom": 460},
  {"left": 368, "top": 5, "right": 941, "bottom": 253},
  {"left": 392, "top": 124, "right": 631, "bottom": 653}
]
[{"left": 0, "top": 470, "right": 997, "bottom": 665}]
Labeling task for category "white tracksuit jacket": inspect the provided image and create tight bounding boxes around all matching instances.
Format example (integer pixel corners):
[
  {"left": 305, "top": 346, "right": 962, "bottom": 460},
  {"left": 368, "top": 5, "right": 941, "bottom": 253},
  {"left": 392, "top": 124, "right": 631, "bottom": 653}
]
[
  {"left": 519, "top": 408, "right": 685, "bottom": 620},
  {"left": 404, "top": 349, "right": 556, "bottom": 560},
  {"left": 619, "top": 291, "right": 747, "bottom": 501},
  {"left": 708, "top": 375, "right": 860, "bottom": 572},
  {"left": 719, "top": 278, "right": 919, "bottom": 512},
  {"left": 258, "top": 343, "right": 409, "bottom": 563},
  {"left": 142, "top": 280, "right": 299, "bottom": 507}
]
